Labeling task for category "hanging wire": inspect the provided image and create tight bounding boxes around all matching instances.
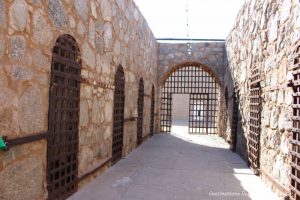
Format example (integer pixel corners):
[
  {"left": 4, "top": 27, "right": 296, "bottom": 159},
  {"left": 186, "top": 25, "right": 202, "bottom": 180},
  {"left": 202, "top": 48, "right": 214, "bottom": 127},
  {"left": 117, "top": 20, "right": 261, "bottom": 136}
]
[{"left": 186, "top": 0, "right": 192, "bottom": 56}]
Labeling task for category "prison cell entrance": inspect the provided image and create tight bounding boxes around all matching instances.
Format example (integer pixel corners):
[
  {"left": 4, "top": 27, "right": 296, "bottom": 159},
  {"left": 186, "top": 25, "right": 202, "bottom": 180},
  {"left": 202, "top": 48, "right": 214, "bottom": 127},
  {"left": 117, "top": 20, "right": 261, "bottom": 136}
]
[
  {"left": 47, "top": 35, "right": 81, "bottom": 200},
  {"left": 290, "top": 44, "right": 300, "bottom": 200},
  {"left": 112, "top": 65, "right": 125, "bottom": 164},
  {"left": 137, "top": 78, "right": 144, "bottom": 146},
  {"left": 161, "top": 64, "right": 220, "bottom": 135},
  {"left": 150, "top": 85, "right": 155, "bottom": 136}
]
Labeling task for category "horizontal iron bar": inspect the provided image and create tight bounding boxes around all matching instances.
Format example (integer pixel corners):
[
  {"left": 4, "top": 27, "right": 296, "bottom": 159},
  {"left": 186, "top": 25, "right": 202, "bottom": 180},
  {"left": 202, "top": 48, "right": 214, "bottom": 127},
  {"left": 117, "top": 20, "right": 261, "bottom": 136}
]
[
  {"left": 124, "top": 116, "right": 138, "bottom": 122},
  {"left": 156, "top": 38, "right": 225, "bottom": 42},
  {"left": 7, "top": 132, "right": 49, "bottom": 147},
  {"left": 78, "top": 157, "right": 111, "bottom": 182}
]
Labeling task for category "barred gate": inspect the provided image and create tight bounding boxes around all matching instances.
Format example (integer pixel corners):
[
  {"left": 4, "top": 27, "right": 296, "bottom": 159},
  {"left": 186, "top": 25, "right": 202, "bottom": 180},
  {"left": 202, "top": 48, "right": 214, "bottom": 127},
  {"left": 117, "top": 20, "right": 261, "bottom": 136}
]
[
  {"left": 290, "top": 44, "right": 300, "bottom": 199},
  {"left": 137, "top": 78, "right": 144, "bottom": 146},
  {"left": 160, "top": 64, "right": 220, "bottom": 134},
  {"left": 47, "top": 35, "right": 81, "bottom": 200},
  {"left": 150, "top": 85, "right": 155, "bottom": 136},
  {"left": 112, "top": 65, "right": 125, "bottom": 164},
  {"left": 248, "top": 67, "right": 261, "bottom": 173}
]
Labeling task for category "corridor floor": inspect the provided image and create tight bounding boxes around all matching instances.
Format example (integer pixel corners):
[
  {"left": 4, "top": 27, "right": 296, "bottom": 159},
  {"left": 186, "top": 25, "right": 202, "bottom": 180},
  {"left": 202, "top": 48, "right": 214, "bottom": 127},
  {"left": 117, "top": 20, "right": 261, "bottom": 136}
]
[{"left": 69, "top": 133, "right": 279, "bottom": 200}]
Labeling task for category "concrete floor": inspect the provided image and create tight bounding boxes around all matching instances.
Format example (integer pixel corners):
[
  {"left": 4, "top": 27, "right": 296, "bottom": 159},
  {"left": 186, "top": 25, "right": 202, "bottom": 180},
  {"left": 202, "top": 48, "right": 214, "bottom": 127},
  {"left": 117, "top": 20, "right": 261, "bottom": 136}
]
[{"left": 69, "top": 133, "right": 279, "bottom": 200}]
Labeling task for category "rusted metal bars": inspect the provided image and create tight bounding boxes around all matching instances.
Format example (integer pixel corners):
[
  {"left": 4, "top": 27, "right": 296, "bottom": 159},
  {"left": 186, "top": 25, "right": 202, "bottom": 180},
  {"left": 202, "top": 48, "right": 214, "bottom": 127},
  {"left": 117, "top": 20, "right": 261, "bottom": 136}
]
[
  {"left": 290, "top": 45, "right": 300, "bottom": 200},
  {"left": 111, "top": 65, "right": 125, "bottom": 164},
  {"left": 47, "top": 35, "right": 81, "bottom": 200},
  {"left": 248, "top": 67, "right": 261, "bottom": 173},
  {"left": 137, "top": 78, "right": 144, "bottom": 146},
  {"left": 160, "top": 65, "right": 219, "bottom": 134},
  {"left": 150, "top": 86, "right": 155, "bottom": 136}
]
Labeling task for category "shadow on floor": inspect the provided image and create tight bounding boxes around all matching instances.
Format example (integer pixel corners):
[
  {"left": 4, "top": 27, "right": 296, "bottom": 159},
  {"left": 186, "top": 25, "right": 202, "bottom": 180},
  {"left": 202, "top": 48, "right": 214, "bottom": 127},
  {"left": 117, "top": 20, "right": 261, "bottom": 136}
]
[{"left": 69, "top": 134, "right": 278, "bottom": 200}]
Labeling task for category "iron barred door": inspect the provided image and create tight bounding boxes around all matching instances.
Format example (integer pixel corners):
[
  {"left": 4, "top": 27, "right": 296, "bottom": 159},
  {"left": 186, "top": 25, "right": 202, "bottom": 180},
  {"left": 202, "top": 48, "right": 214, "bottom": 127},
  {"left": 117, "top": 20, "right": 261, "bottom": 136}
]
[
  {"left": 112, "top": 65, "right": 125, "bottom": 164},
  {"left": 47, "top": 35, "right": 81, "bottom": 200},
  {"left": 137, "top": 78, "right": 144, "bottom": 146},
  {"left": 189, "top": 94, "right": 209, "bottom": 134},
  {"left": 150, "top": 86, "right": 155, "bottom": 136},
  {"left": 290, "top": 44, "right": 300, "bottom": 200},
  {"left": 248, "top": 67, "right": 261, "bottom": 173}
]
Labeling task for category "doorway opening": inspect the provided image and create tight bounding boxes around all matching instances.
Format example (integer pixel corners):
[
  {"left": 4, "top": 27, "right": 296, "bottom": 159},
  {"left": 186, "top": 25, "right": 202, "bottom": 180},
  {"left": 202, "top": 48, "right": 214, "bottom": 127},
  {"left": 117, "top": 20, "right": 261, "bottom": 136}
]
[{"left": 161, "top": 64, "right": 220, "bottom": 135}]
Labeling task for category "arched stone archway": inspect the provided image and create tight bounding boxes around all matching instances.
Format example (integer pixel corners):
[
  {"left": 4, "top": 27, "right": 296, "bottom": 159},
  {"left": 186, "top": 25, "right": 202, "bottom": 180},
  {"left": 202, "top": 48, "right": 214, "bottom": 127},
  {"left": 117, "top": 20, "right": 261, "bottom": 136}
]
[{"left": 160, "top": 63, "right": 221, "bottom": 134}]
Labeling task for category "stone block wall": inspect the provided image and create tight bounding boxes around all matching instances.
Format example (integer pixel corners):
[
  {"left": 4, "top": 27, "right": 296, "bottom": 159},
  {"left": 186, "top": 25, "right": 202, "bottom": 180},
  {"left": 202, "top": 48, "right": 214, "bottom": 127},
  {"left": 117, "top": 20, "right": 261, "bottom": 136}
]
[
  {"left": 226, "top": 0, "right": 300, "bottom": 197},
  {"left": 0, "top": 0, "right": 158, "bottom": 199},
  {"left": 157, "top": 42, "right": 231, "bottom": 138}
]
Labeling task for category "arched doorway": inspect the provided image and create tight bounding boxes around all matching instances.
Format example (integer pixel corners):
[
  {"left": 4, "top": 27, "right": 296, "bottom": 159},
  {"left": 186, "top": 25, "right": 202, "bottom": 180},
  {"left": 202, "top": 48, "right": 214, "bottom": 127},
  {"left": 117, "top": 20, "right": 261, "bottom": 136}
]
[
  {"left": 137, "top": 78, "right": 144, "bottom": 146},
  {"left": 47, "top": 34, "right": 81, "bottom": 199},
  {"left": 112, "top": 65, "right": 125, "bottom": 164},
  {"left": 160, "top": 63, "right": 221, "bottom": 134},
  {"left": 150, "top": 85, "right": 155, "bottom": 136}
]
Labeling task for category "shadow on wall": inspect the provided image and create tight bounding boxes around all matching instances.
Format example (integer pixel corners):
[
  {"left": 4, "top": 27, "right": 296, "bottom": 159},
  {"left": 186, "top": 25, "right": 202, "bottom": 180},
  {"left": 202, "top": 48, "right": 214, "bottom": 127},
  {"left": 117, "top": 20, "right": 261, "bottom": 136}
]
[{"left": 223, "top": 50, "right": 248, "bottom": 163}]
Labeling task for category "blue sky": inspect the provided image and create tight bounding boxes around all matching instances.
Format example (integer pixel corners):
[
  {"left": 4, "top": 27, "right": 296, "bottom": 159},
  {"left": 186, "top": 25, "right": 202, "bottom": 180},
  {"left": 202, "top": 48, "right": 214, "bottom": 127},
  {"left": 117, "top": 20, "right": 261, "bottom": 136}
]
[{"left": 134, "top": 0, "right": 245, "bottom": 39}]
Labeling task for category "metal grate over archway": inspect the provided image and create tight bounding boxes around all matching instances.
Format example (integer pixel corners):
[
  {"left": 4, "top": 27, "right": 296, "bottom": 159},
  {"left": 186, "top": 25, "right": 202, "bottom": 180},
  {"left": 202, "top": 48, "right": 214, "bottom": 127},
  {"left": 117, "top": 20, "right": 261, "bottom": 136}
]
[
  {"left": 248, "top": 67, "right": 261, "bottom": 173},
  {"left": 160, "top": 64, "right": 220, "bottom": 134},
  {"left": 137, "top": 78, "right": 144, "bottom": 146},
  {"left": 290, "top": 44, "right": 300, "bottom": 200},
  {"left": 150, "top": 85, "right": 155, "bottom": 136},
  {"left": 47, "top": 34, "right": 81, "bottom": 200},
  {"left": 112, "top": 65, "right": 125, "bottom": 164}
]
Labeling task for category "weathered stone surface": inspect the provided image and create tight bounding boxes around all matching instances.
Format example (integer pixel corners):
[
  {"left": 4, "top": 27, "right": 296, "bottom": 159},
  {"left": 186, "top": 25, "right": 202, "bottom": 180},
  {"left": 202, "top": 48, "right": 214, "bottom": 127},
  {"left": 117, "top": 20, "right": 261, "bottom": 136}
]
[
  {"left": 89, "top": 19, "right": 96, "bottom": 48},
  {"left": 0, "top": 87, "right": 18, "bottom": 136},
  {"left": 268, "top": 13, "right": 278, "bottom": 42},
  {"left": 90, "top": 1, "right": 97, "bottom": 19},
  {"left": 103, "top": 22, "right": 113, "bottom": 49},
  {"left": 226, "top": 0, "right": 299, "bottom": 197},
  {"left": 92, "top": 98, "right": 100, "bottom": 124},
  {"left": 0, "top": 0, "right": 158, "bottom": 198},
  {"left": 9, "top": 35, "right": 26, "bottom": 61},
  {"left": 77, "top": 20, "right": 86, "bottom": 36},
  {"left": 100, "top": 0, "right": 112, "bottom": 21},
  {"left": 32, "top": 10, "right": 53, "bottom": 45},
  {"left": 80, "top": 100, "right": 89, "bottom": 127},
  {"left": 0, "top": 1, "right": 5, "bottom": 27},
  {"left": 9, "top": 0, "right": 29, "bottom": 31},
  {"left": 19, "top": 86, "right": 46, "bottom": 134},
  {"left": 47, "top": 0, "right": 68, "bottom": 27},
  {"left": 280, "top": 0, "right": 291, "bottom": 22},
  {"left": 82, "top": 42, "right": 96, "bottom": 69},
  {"left": 33, "top": 49, "right": 49, "bottom": 69},
  {"left": 27, "top": 0, "right": 42, "bottom": 5},
  {"left": 74, "top": 0, "right": 88, "bottom": 21},
  {"left": 113, "top": 40, "right": 121, "bottom": 56},
  {"left": 0, "top": 37, "right": 5, "bottom": 59},
  {"left": 7, "top": 65, "right": 33, "bottom": 81},
  {"left": 104, "top": 101, "right": 113, "bottom": 122},
  {"left": 0, "top": 154, "right": 45, "bottom": 200}
]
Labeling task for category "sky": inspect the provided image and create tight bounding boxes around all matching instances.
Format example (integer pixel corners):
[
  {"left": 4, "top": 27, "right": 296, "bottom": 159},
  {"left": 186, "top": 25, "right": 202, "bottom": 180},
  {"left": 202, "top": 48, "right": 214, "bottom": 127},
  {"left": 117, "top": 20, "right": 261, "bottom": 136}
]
[{"left": 134, "top": 0, "right": 245, "bottom": 39}]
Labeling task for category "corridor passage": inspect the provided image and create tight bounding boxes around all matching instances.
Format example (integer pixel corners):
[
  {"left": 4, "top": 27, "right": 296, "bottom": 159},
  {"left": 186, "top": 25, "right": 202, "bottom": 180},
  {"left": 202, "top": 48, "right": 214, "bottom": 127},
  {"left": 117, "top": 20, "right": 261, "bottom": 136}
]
[{"left": 69, "top": 134, "right": 278, "bottom": 200}]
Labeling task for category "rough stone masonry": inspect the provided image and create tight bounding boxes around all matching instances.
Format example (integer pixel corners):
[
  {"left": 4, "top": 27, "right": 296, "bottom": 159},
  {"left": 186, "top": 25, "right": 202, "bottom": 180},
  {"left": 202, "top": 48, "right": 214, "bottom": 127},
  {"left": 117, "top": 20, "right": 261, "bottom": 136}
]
[
  {"left": 0, "top": 0, "right": 157, "bottom": 199},
  {"left": 0, "top": 0, "right": 299, "bottom": 199}
]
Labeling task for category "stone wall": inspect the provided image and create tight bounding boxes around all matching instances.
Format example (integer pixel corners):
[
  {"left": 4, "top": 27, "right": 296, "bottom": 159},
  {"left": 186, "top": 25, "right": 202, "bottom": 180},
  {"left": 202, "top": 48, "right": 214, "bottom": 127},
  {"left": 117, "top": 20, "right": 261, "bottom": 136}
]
[
  {"left": 0, "top": 0, "right": 158, "bottom": 200},
  {"left": 157, "top": 42, "right": 230, "bottom": 137},
  {"left": 226, "top": 0, "right": 300, "bottom": 197}
]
